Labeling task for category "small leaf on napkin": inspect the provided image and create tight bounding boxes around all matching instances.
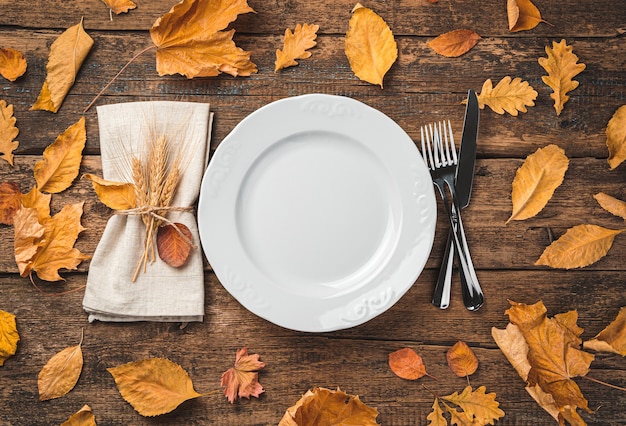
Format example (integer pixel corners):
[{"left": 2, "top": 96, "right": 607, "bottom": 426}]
[
  {"left": 388, "top": 347, "right": 428, "bottom": 380},
  {"left": 83, "top": 174, "right": 135, "bottom": 210},
  {"left": 0, "top": 100, "right": 19, "bottom": 166},
  {"left": 0, "top": 47, "right": 27, "bottom": 81},
  {"left": 157, "top": 223, "right": 193, "bottom": 268},
  {"left": 275, "top": 23, "right": 319, "bottom": 72},
  {"left": 447, "top": 341, "right": 479, "bottom": 377},
  {"left": 38, "top": 331, "right": 84, "bottom": 401},
  {"left": 221, "top": 347, "right": 265, "bottom": 403},
  {"left": 427, "top": 29, "right": 481, "bottom": 57}
]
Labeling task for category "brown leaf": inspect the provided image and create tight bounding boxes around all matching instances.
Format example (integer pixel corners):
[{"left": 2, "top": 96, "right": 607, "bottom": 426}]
[
  {"left": 275, "top": 23, "right": 319, "bottom": 72},
  {"left": 447, "top": 341, "right": 479, "bottom": 377},
  {"left": 507, "top": 0, "right": 546, "bottom": 32},
  {"left": 0, "top": 309, "right": 19, "bottom": 366},
  {"left": 0, "top": 99, "right": 19, "bottom": 166},
  {"left": 157, "top": 223, "right": 193, "bottom": 268},
  {"left": 583, "top": 306, "right": 626, "bottom": 356},
  {"left": 221, "top": 347, "right": 265, "bottom": 403},
  {"left": 108, "top": 358, "right": 203, "bottom": 416},
  {"left": 38, "top": 331, "right": 84, "bottom": 401},
  {"left": 388, "top": 347, "right": 428, "bottom": 380},
  {"left": 605, "top": 105, "right": 626, "bottom": 169},
  {"left": 442, "top": 386, "right": 505, "bottom": 425},
  {"left": 427, "top": 29, "right": 481, "bottom": 58},
  {"left": 34, "top": 117, "right": 86, "bottom": 194},
  {"left": 31, "top": 20, "right": 94, "bottom": 113},
  {"left": 21, "top": 186, "right": 51, "bottom": 222},
  {"left": 594, "top": 192, "right": 626, "bottom": 220},
  {"left": 0, "top": 47, "right": 27, "bottom": 81},
  {"left": 345, "top": 3, "right": 397, "bottom": 88},
  {"left": 101, "top": 0, "right": 136, "bottom": 14},
  {"left": 508, "top": 144, "right": 569, "bottom": 222},
  {"left": 475, "top": 76, "right": 537, "bottom": 116},
  {"left": 150, "top": 0, "right": 257, "bottom": 78},
  {"left": 60, "top": 405, "right": 96, "bottom": 426},
  {"left": 539, "top": 39, "right": 586, "bottom": 116},
  {"left": 0, "top": 182, "right": 21, "bottom": 225},
  {"left": 83, "top": 173, "right": 135, "bottom": 210}
]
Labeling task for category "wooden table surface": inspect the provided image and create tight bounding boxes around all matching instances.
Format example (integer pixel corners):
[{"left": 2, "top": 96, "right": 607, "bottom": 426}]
[{"left": 1, "top": 0, "right": 625, "bottom": 424}]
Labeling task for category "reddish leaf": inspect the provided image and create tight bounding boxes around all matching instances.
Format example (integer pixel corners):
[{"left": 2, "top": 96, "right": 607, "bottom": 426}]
[
  {"left": 427, "top": 29, "right": 481, "bottom": 57},
  {"left": 0, "top": 182, "right": 21, "bottom": 225},
  {"left": 220, "top": 347, "right": 265, "bottom": 403},
  {"left": 157, "top": 223, "right": 193, "bottom": 268},
  {"left": 388, "top": 347, "right": 428, "bottom": 380}
]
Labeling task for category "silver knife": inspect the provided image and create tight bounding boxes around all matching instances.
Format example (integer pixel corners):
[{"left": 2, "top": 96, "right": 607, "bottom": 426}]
[{"left": 432, "top": 89, "right": 484, "bottom": 310}]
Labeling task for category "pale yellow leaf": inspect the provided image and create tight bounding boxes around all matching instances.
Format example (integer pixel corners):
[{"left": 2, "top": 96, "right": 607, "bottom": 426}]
[
  {"left": 475, "top": 76, "right": 537, "bottom": 116},
  {"left": 13, "top": 206, "right": 46, "bottom": 278},
  {"left": 38, "top": 332, "right": 84, "bottom": 401},
  {"left": 594, "top": 192, "right": 626, "bottom": 220},
  {"left": 83, "top": 173, "right": 135, "bottom": 210},
  {"left": 0, "top": 99, "right": 19, "bottom": 166},
  {"left": 427, "top": 29, "right": 481, "bottom": 58},
  {"left": 61, "top": 405, "right": 96, "bottom": 426},
  {"left": 0, "top": 309, "right": 19, "bottom": 366},
  {"left": 583, "top": 306, "right": 626, "bottom": 356},
  {"left": 442, "top": 386, "right": 504, "bottom": 425},
  {"left": 605, "top": 105, "right": 626, "bottom": 169},
  {"left": 101, "top": 0, "right": 136, "bottom": 14},
  {"left": 0, "top": 47, "right": 27, "bottom": 81},
  {"left": 491, "top": 323, "right": 531, "bottom": 380},
  {"left": 427, "top": 398, "right": 447, "bottom": 426},
  {"left": 275, "top": 23, "right": 319, "bottom": 72}
]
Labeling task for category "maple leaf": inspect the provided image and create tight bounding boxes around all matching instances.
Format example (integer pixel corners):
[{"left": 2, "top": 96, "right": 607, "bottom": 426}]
[
  {"left": 583, "top": 307, "right": 626, "bottom": 356},
  {"left": 0, "top": 47, "right": 27, "bottom": 82},
  {"left": 157, "top": 223, "right": 194, "bottom": 268},
  {"left": 21, "top": 186, "right": 51, "bottom": 222},
  {"left": 475, "top": 76, "right": 537, "bottom": 116},
  {"left": 101, "top": 0, "right": 136, "bottom": 15},
  {"left": 507, "top": 0, "right": 548, "bottom": 32},
  {"left": 275, "top": 23, "right": 319, "bottom": 72},
  {"left": 13, "top": 207, "right": 46, "bottom": 277},
  {"left": 427, "top": 399, "right": 447, "bottom": 426},
  {"left": 0, "top": 99, "right": 19, "bottom": 166},
  {"left": 0, "top": 309, "right": 19, "bottom": 366},
  {"left": 150, "top": 0, "right": 257, "bottom": 78},
  {"left": 508, "top": 144, "right": 569, "bottom": 222},
  {"left": 221, "top": 347, "right": 265, "bottom": 403},
  {"left": 108, "top": 358, "right": 203, "bottom": 416},
  {"left": 605, "top": 104, "right": 626, "bottom": 169},
  {"left": 38, "top": 331, "right": 83, "bottom": 401},
  {"left": 34, "top": 117, "right": 86, "bottom": 194},
  {"left": 0, "top": 182, "right": 21, "bottom": 225},
  {"left": 594, "top": 192, "right": 626, "bottom": 220},
  {"left": 60, "top": 405, "right": 96, "bottom": 426},
  {"left": 442, "top": 386, "right": 504, "bottom": 425},
  {"left": 388, "top": 347, "right": 429, "bottom": 380},
  {"left": 447, "top": 341, "right": 479, "bottom": 377},
  {"left": 31, "top": 19, "right": 93, "bottom": 113},
  {"left": 83, "top": 173, "right": 135, "bottom": 210},
  {"left": 539, "top": 39, "right": 586, "bottom": 116},
  {"left": 427, "top": 29, "right": 481, "bottom": 58},
  {"left": 345, "top": 3, "right": 397, "bottom": 88}
]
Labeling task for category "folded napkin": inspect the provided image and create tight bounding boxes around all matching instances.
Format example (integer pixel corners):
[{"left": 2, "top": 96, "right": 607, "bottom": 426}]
[{"left": 83, "top": 101, "right": 212, "bottom": 322}]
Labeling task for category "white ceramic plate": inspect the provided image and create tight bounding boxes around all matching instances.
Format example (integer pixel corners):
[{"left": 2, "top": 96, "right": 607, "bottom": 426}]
[{"left": 198, "top": 94, "right": 436, "bottom": 332}]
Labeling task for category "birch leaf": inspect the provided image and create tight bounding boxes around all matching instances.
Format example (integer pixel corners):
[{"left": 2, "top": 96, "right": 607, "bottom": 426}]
[
  {"left": 427, "top": 29, "right": 481, "bottom": 58},
  {"left": 536, "top": 224, "right": 623, "bottom": 269},
  {"left": 221, "top": 347, "right": 265, "bottom": 403},
  {"left": 38, "top": 332, "right": 84, "bottom": 401},
  {"left": 101, "top": 0, "right": 136, "bottom": 14},
  {"left": 475, "top": 76, "right": 537, "bottom": 116},
  {"left": 605, "top": 105, "right": 626, "bottom": 169},
  {"left": 447, "top": 341, "right": 479, "bottom": 377},
  {"left": 31, "top": 20, "right": 93, "bottom": 113},
  {"left": 275, "top": 23, "right": 319, "bottom": 72},
  {"left": 60, "top": 405, "right": 96, "bottom": 426},
  {"left": 388, "top": 347, "right": 428, "bottom": 380},
  {"left": 0, "top": 182, "right": 21, "bottom": 225},
  {"left": 508, "top": 144, "right": 569, "bottom": 222},
  {"left": 427, "top": 399, "right": 447, "bottom": 426},
  {"left": 0, "top": 309, "right": 19, "bottom": 366},
  {"left": 0, "top": 47, "right": 27, "bottom": 81},
  {"left": 83, "top": 173, "right": 135, "bottom": 210},
  {"left": 345, "top": 3, "right": 397, "bottom": 88},
  {"left": 583, "top": 307, "right": 626, "bottom": 356},
  {"left": 507, "top": 0, "right": 546, "bottom": 32},
  {"left": 0, "top": 99, "right": 19, "bottom": 166},
  {"left": 594, "top": 192, "right": 626, "bottom": 220},
  {"left": 539, "top": 39, "right": 586, "bottom": 116},
  {"left": 21, "top": 186, "right": 51, "bottom": 222},
  {"left": 442, "top": 386, "right": 505, "bottom": 425},
  {"left": 157, "top": 223, "right": 193, "bottom": 268}
]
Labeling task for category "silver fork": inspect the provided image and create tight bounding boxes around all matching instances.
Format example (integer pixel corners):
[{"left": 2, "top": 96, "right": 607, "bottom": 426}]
[{"left": 420, "top": 121, "right": 480, "bottom": 307}]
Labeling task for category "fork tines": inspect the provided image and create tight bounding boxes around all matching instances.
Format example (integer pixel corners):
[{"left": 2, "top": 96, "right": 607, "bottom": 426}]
[{"left": 420, "top": 120, "right": 457, "bottom": 170}]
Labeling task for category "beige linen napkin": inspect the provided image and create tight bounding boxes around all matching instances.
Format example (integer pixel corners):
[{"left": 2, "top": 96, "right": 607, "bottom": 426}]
[{"left": 83, "top": 101, "right": 212, "bottom": 322}]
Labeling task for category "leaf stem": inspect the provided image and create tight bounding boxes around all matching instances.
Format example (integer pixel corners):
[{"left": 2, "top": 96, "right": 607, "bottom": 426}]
[
  {"left": 583, "top": 375, "right": 626, "bottom": 392},
  {"left": 29, "top": 273, "right": 87, "bottom": 297}
]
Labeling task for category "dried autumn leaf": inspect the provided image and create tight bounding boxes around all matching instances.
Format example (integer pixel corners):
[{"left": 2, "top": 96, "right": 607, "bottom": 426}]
[
  {"left": 21, "top": 186, "right": 51, "bottom": 222},
  {"left": 345, "top": 3, "right": 397, "bottom": 88},
  {"left": 0, "top": 99, "right": 19, "bottom": 166},
  {"left": 536, "top": 224, "right": 623, "bottom": 269},
  {"left": 0, "top": 309, "right": 19, "bottom": 366},
  {"left": 583, "top": 307, "right": 626, "bottom": 356},
  {"left": 388, "top": 347, "right": 428, "bottom": 380},
  {"left": 150, "top": 0, "right": 257, "bottom": 78},
  {"left": 101, "top": 0, "right": 136, "bottom": 15},
  {"left": 427, "top": 399, "right": 447, "bottom": 426},
  {"left": 108, "top": 358, "right": 203, "bottom": 416},
  {"left": 605, "top": 105, "right": 626, "bottom": 169},
  {"left": 443, "top": 386, "right": 505, "bottom": 425},
  {"left": 157, "top": 223, "right": 193, "bottom": 268},
  {"left": 31, "top": 20, "right": 93, "bottom": 113},
  {"left": 0, "top": 182, "right": 21, "bottom": 225},
  {"left": 594, "top": 192, "right": 626, "bottom": 220},
  {"left": 34, "top": 117, "right": 86, "bottom": 194},
  {"left": 0, "top": 48, "right": 27, "bottom": 81},
  {"left": 539, "top": 39, "right": 586, "bottom": 116},
  {"left": 61, "top": 405, "right": 96, "bottom": 426},
  {"left": 447, "top": 341, "right": 479, "bottom": 377},
  {"left": 427, "top": 29, "right": 481, "bottom": 58},
  {"left": 475, "top": 76, "right": 537, "bottom": 116},
  {"left": 13, "top": 206, "right": 46, "bottom": 277},
  {"left": 83, "top": 173, "right": 135, "bottom": 210},
  {"left": 275, "top": 23, "right": 319, "bottom": 72},
  {"left": 507, "top": 0, "right": 547, "bottom": 32},
  {"left": 221, "top": 347, "right": 265, "bottom": 403},
  {"left": 38, "top": 331, "right": 84, "bottom": 401}
]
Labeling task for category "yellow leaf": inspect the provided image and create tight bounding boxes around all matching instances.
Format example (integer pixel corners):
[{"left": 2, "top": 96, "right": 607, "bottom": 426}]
[
  {"left": 345, "top": 4, "right": 397, "bottom": 88},
  {"left": 83, "top": 173, "right": 135, "bottom": 210},
  {"left": 443, "top": 386, "right": 505, "bottom": 425},
  {"left": 605, "top": 105, "right": 626, "bottom": 169},
  {"left": 594, "top": 192, "right": 626, "bottom": 220},
  {"left": 536, "top": 224, "right": 623, "bottom": 269},
  {"left": 447, "top": 341, "right": 479, "bottom": 377},
  {"left": 583, "top": 306, "right": 626, "bottom": 356},
  {"left": 0, "top": 47, "right": 27, "bottom": 81},
  {"left": 31, "top": 20, "right": 93, "bottom": 113},
  {"left": 275, "top": 23, "right": 319, "bottom": 72},
  {"left": 539, "top": 39, "right": 586, "bottom": 116},
  {"left": 427, "top": 29, "right": 481, "bottom": 58},
  {"left": 150, "top": 0, "right": 257, "bottom": 78},
  {"left": 61, "top": 405, "right": 96, "bottom": 426},
  {"left": 101, "top": 0, "right": 136, "bottom": 14},
  {"left": 0, "top": 309, "right": 19, "bottom": 366},
  {"left": 21, "top": 186, "right": 51, "bottom": 222},
  {"left": 475, "top": 76, "right": 537, "bottom": 116},
  {"left": 427, "top": 398, "right": 447, "bottom": 426},
  {"left": 508, "top": 144, "right": 569, "bottom": 222},
  {"left": 0, "top": 99, "right": 19, "bottom": 166},
  {"left": 38, "top": 331, "right": 84, "bottom": 401},
  {"left": 34, "top": 117, "right": 86, "bottom": 194},
  {"left": 13, "top": 206, "right": 46, "bottom": 278},
  {"left": 507, "top": 0, "right": 546, "bottom": 32}
]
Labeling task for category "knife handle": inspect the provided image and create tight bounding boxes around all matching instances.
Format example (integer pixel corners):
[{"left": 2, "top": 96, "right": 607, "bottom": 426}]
[{"left": 432, "top": 231, "right": 453, "bottom": 309}]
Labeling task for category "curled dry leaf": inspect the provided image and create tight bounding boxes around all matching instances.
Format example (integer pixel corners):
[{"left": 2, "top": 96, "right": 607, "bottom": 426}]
[
  {"left": 108, "top": 358, "right": 203, "bottom": 416},
  {"left": 0, "top": 99, "right": 19, "bottom": 166},
  {"left": 441, "top": 386, "right": 505, "bottom": 425},
  {"left": 508, "top": 144, "right": 569, "bottom": 222},
  {"left": 345, "top": 3, "right": 397, "bottom": 88},
  {"left": 275, "top": 23, "right": 319, "bottom": 72},
  {"left": 539, "top": 39, "right": 586, "bottom": 116},
  {"left": 38, "top": 331, "right": 84, "bottom": 401},
  {"left": 221, "top": 347, "right": 265, "bottom": 403},
  {"left": 0, "top": 182, "right": 21, "bottom": 225},
  {"left": 83, "top": 173, "right": 135, "bottom": 210},
  {"left": 507, "top": 0, "right": 547, "bottom": 32},
  {"left": 388, "top": 347, "right": 428, "bottom": 380},
  {"left": 427, "top": 29, "right": 481, "bottom": 58},
  {"left": 605, "top": 105, "right": 626, "bottom": 170},
  {"left": 60, "top": 405, "right": 96, "bottom": 426},
  {"left": 475, "top": 76, "right": 537, "bottom": 116},
  {"left": 31, "top": 20, "right": 93, "bottom": 113},
  {"left": 594, "top": 192, "right": 626, "bottom": 220},
  {"left": 447, "top": 341, "right": 479, "bottom": 377},
  {"left": 0, "top": 48, "right": 27, "bottom": 81},
  {"left": 583, "top": 307, "right": 626, "bottom": 356},
  {"left": 101, "top": 0, "right": 136, "bottom": 15},
  {"left": 0, "top": 309, "right": 19, "bottom": 366}
]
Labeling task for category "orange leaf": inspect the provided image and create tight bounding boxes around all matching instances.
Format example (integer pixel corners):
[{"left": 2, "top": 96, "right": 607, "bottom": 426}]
[
  {"left": 275, "top": 23, "right": 319, "bottom": 72},
  {"left": 31, "top": 20, "right": 93, "bottom": 113},
  {"left": 0, "top": 99, "right": 19, "bottom": 166},
  {"left": 220, "top": 347, "right": 265, "bottom": 403},
  {"left": 0, "top": 182, "right": 21, "bottom": 225},
  {"left": 605, "top": 105, "right": 626, "bottom": 169},
  {"left": 345, "top": 3, "right": 397, "bottom": 88},
  {"left": 157, "top": 223, "right": 193, "bottom": 268},
  {"left": 38, "top": 332, "right": 84, "bottom": 401},
  {"left": 101, "top": 0, "right": 136, "bottom": 14},
  {"left": 583, "top": 306, "right": 626, "bottom": 356},
  {"left": 0, "top": 47, "right": 27, "bottom": 81},
  {"left": 83, "top": 173, "right": 135, "bottom": 210},
  {"left": 507, "top": 0, "right": 546, "bottom": 32},
  {"left": 475, "top": 76, "right": 537, "bottom": 116},
  {"left": 150, "top": 0, "right": 257, "bottom": 78},
  {"left": 447, "top": 341, "right": 479, "bottom": 377},
  {"left": 60, "top": 405, "right": 96, "bottom": 426},
  {"left": 388, "top": 347, "right": 428, "bottom": 380},
  {"left": 21, "top": 186, "right": 51, "bottom": 222},
  {"left": 427, "top": 29, "right": 481, "bottom": 58},
  {"left": 594, "top": 192, "right": 626, "bottom": 220},
  {"left": 0, "top": 309, "right": 19, "bottom": 367}
]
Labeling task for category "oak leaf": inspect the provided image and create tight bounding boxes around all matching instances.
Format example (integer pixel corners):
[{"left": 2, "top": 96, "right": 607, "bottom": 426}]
[
  {"left": 0, "top": 99, "right": 19, "bottom": 166},
  {"left": 108, "top": 358, "right": 203, "bottom": 416},
  {"left": 427, "top": 29, "right": 481, "bottom": 58},
  {"left": 0, "top": 47, "right": 27, "bottom": 81},
  {"left": 275, "top": 23, "right": 319, "bottom": 72},
  {"left": 83, "top": 173, "right": 135, "bottom": 210},
  {"left": 508, "top": 144, "right": 569, "bottom": 222},
  {"left": 0, "top": 182, "right": 21, "bottom": 225},
  {"left": 345, "top": 3, "right": 397, "bottom": 88},
  {"left": 0, "top": 309, "right": 19, "bottom": 366},
  {"left": 475, "top": 76, "right": 537, "bottom": 116},
  {"left": 583, "top": 306, "right": 626, "bottom": 356},
  {"left": 594, "top": 192, "right": 626, "bottom": 220},
  {"left": 447, "top": 341, "right": 479, "bottom": 377},
  {"left": 101, "top": 0, "right": 136, "bottom": 14},
  {"left": 605, "top": 105, "right": 626, "bottom": 169},
  {"left": 221, "top": 347, "right": 265, "bottom": 403},
  {"left": 21, "top": 186, "right": 51, "bottom": 222},
  {"left": 442, "top": 386, "right": 505, "bottom": 425},
  {"left": 38, "top": 331, "right": 84, "bottom": 401},
  {"left": 150, "top": 0, "right": 257, "bottom": 78},
  {"left": 539, "top": 39, "right": 586, "bottom": 116},
  {"left": 61, "top": 405, "right": 96, "bottom": 426},
  {"left": 388, "top": 347, "right": 429, "bottom": 380},
  {"left": 34, "top": 117, "right": 86, "bottom": 194},
  {"left": 427, "top": 398, "right": 447, "bottom": 426},
  {"left": 507, "top": 0, "right": 547, "bottom": 32},
  {"left": 157, "top": 223, "right": 193, "bottom": 268},
  {"left": 31, "top": 20, "right": 93, "bottom": 113}
]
